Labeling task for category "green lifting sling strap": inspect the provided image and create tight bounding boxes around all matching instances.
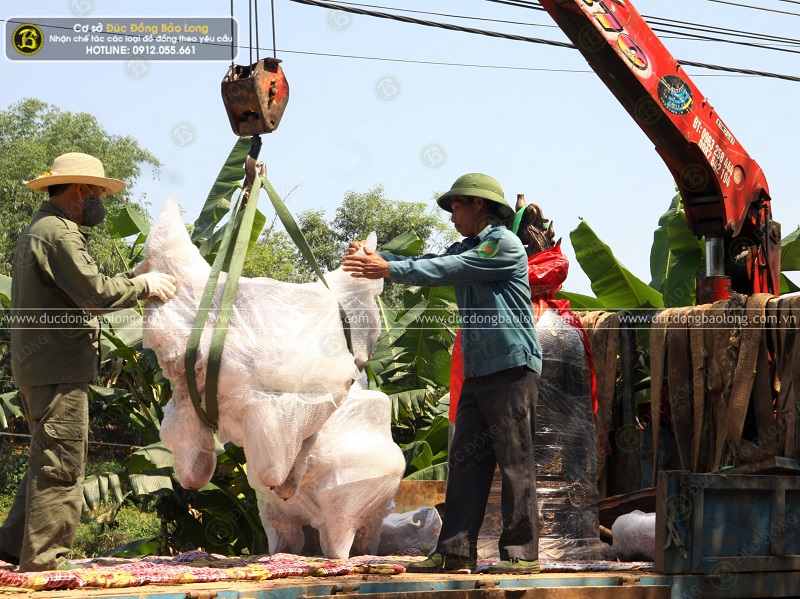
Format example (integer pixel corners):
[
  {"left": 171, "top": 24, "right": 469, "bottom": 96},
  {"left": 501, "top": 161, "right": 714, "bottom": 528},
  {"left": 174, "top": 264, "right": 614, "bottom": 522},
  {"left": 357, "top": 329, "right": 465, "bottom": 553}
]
[{"left": 183, "top": 166, "right": 353, "bottom": 430}]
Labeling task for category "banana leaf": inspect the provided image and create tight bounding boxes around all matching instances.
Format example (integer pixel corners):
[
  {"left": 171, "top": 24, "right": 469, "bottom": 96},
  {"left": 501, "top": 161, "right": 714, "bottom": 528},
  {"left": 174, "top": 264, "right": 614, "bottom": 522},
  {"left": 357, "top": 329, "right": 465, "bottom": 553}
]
[
  {"left": 403, "top": 441, "right": 434, "bottom": 475},
  {"left": 571, "top": 220, "right": 664, "bottom": 310},
  {"left": 107, "top": 204, "right": 151, "bottom": 239},
  {"left": 0, "top": 274, "right": 10, "bottom": 306},
  {"left": 555, "top": 290, "right": 606, "bottom": 310},
  {"left": 128, "top": 472, "right": 174, "bottom": 496},
  {"left": 782, "top": 225, "right": 800, "bottom": 272},
  {"left": 650, "top": 193, "right": 681, "bottom": 291},
  {"left": 102, "top": 537, "right": 158, "bottom": 558},
  {"left": 660, "top": 199, "right": 704, "bottom": 307},
  {"left": 0, "top": 390, "right": 23, "bottom": 428},
  {"left": 380, "top": 231, "right": 424, "bottom": 257},
  {"left": 404, "top": 463, "right": 448, "bottom": 480},
  {"left": 781, "top": 273, "right": 799, "bottom": 294},
  {"left": 389, "top": 389, "right": 433, "bottom": 422},
  {"left": 99, "top": 308, "right": 143, "bottom": 360},
  {"left": 83, "top": 472, "right": 125, "bottom": 510},
  {"left": 192, "top": 137, "right": 249, "bottom": 246},
  {"left": 128, "top": 442, "right": 174, "bottom": 472}
]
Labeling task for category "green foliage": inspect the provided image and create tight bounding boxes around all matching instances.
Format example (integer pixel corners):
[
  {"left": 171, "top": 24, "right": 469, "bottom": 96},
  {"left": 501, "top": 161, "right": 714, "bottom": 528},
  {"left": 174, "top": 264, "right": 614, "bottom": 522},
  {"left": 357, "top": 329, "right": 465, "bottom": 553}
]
[
  {"left": 240, "top": 185, "right": 458, "bottom": 311},
  {"left": 0, "top": 98, "right": 160, "bottom": 276},
  {"left": 781, "top": 225, "right": 800, "bottom": 271},
  {"left": 400, "top": 414, "right": 450, "bottom": 477},
  {"left": 191, "top": 137, "right": 266, "bottom": 262},
  {"left": 564, "top": 195, "right": 798, "bottom": 308},
  {"left": 570, "top": 220, "right": 664, "bottom": 310},
  {"left": 242, "top": 229, "right": 305, "bottom": 280},
  {"left": 0, "top": 438, "right": 27, "bottom": 495},
  {"left": 649, "top": 193, "right": 705, "bottom": 307},
  {"left": 69, "top": 503, "right": 160, "bottom": 559},
  {"left": 365, "top": 229, "right": 456, "bottom": 470},
  {"left": 781, "top": 226, "right": 800, "bottom": 292}
]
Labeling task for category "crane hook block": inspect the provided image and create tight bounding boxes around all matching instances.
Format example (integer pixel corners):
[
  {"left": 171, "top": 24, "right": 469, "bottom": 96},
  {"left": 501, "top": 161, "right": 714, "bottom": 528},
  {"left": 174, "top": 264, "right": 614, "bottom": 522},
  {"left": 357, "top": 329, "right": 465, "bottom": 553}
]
[{"left": 221, "top": 58, "right": 289, "bottom": 136}]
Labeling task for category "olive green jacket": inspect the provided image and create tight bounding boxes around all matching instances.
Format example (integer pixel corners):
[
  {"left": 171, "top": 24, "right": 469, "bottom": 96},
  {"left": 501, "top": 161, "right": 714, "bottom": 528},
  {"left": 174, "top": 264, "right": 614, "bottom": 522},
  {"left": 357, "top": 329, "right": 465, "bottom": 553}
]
[{"left": 10, "top": 201, "right": 148, "bottom": 386}]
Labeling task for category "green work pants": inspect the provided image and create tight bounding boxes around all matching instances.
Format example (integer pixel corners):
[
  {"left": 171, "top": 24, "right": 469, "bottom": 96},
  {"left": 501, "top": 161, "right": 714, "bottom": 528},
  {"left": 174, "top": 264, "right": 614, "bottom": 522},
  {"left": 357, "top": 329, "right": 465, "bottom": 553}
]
[{"left": 0, "top": 383, "right": 89, "bottom": 572}]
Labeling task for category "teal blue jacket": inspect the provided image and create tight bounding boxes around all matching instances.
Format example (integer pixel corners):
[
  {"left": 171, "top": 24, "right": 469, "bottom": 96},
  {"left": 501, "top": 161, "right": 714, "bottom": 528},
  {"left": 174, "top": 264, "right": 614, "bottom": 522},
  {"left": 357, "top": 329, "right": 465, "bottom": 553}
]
[{"left": 380, "top": 221, "right": 542, "bottom": 377}]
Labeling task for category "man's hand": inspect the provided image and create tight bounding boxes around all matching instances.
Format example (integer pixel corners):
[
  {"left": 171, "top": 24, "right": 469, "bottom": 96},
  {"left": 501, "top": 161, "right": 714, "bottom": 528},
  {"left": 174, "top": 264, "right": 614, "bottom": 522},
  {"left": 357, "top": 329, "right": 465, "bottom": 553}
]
[
  {"left": 136, "top": 272, "right": 177, "bottom": 302},
  {"left": 342, "top": 246, "right": 390, "bottom": 279},
  {"left": 346, "top": 240, "right": 366, "bottom": 255}
]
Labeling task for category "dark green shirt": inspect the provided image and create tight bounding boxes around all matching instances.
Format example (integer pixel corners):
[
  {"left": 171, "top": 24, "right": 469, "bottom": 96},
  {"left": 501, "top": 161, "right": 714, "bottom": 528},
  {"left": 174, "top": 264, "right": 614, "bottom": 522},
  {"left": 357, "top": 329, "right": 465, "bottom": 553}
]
[{"left": 10, "top": 201, "right": 148, "bottom": 386}]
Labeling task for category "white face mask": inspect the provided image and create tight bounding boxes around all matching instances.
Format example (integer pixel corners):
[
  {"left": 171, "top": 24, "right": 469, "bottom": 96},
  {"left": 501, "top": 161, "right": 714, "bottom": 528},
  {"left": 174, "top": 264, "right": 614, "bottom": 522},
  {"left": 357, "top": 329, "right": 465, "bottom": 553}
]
[{"left": 80, "top": 186, "right": 106, "bottom": 227}]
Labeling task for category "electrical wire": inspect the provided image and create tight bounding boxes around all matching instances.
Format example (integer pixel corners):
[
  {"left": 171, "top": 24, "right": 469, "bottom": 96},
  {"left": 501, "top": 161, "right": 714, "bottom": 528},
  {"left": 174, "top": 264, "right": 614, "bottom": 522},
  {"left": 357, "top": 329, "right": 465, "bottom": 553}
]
[
  {"left": 2, "top": 14, "right": 796, "bottom": 80},
  {"left": 334, "top": 0, "right": 800, "bottom": 51},
  {"left": 340, "top": 0, "right": 800, "bottom": 48},
  {"left": 483, "top": 0, "right": 800, "bottom": 45},
  {"left": 644, "top": 15, "right": 800, "bottom": 47},
  {"left": 287, "top": 0, "right": 800, "bottom": 81},
  {"left": 649, "top": 25, "right": 800, "bottom": 54},
  {"left": 704, "top": 0, "right": 800, "bottom": 16},
  {"left": 336, "top": 0, "right": 560, "bottom": 28}
]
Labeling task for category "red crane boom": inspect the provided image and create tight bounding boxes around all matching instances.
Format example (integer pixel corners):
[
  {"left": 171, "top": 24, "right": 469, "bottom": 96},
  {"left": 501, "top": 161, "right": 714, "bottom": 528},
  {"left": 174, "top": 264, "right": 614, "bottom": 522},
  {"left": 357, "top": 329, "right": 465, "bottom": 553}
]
[{"left": 538, "top": 0, "right": 781, "bottom": 302}]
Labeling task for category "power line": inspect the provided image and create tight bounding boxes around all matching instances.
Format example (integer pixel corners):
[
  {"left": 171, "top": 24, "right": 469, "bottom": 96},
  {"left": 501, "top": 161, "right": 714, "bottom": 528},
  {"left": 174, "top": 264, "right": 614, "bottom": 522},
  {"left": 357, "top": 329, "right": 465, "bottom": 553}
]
[
  {"left": 276, "top": 47, "right": 590, "bottom": 72},
  {"left": 484, "top": 0, "right": 800, "bottom": 46},
  {"left": 336, "top": 0, "right": 560, "bottom": 28},
  {"left": 288, "top": 0, "right": 800, "bottom": 81},
  {"left": 645, "top": 15, "right": 800, "bottom": 47},
  {"left": 704, "top": 0, "right": 800, "bottom": 16},
  {"left": 649, "top": 25, "right": 800, "bottom": 54},
  {"left": 340, "top": 0, "right": 800, "bottom": 48}
]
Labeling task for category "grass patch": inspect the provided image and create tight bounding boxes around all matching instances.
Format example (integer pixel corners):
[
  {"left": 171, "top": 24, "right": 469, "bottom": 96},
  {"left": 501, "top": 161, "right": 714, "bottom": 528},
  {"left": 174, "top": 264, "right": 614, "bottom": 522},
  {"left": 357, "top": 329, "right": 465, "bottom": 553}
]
[
  {"left": 70, "top": 504, "right": 160, "bottom": 558},
  {"left": 0, "top": 444, "right": 160, "bottom": 558}
]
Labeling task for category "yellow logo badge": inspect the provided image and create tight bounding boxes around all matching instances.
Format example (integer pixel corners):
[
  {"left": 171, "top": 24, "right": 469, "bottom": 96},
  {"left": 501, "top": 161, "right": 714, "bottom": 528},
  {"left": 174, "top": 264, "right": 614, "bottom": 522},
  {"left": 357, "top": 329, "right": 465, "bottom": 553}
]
[{"left": 12, "top": 23, "right": 44, "bottom": 56}]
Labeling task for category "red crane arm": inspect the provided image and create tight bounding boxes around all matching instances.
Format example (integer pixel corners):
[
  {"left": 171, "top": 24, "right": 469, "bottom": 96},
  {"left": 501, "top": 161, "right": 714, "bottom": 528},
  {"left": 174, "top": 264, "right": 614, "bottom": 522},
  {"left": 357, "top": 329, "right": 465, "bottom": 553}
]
[{"left": 538, "top": 0, "right": 780, "bottom": 299}]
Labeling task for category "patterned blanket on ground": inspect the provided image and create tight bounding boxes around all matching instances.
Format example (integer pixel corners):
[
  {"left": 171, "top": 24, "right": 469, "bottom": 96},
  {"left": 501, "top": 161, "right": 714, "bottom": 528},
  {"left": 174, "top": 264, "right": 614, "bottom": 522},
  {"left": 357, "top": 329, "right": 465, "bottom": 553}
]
[{"left": 0, "top": 552, "right": 654, "bottom": 592}]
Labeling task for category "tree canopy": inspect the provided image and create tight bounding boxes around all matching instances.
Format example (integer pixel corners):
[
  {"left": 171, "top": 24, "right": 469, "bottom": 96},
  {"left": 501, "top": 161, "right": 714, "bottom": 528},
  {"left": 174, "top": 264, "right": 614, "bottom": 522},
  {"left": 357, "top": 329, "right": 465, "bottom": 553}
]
[
  {"left": 242, "top": 184, "right": 459, "bottom": 308},
  {"left": 0, "top": 98, "right": 161, "bottom": 276}
]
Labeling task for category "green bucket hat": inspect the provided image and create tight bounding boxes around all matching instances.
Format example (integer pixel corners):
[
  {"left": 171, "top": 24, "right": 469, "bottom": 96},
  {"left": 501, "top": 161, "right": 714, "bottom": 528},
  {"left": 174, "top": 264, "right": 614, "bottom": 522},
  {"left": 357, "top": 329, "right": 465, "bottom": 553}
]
[{"left": 436, "top": 173, "right": 514, "bottom": 220}]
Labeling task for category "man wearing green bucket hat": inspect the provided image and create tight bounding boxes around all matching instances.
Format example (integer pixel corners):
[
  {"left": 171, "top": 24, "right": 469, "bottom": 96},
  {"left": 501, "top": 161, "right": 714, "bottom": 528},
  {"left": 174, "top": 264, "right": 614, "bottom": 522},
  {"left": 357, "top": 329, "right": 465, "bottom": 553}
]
[{"left": 343, "top": 173, "right": 542, "bottom": 574}]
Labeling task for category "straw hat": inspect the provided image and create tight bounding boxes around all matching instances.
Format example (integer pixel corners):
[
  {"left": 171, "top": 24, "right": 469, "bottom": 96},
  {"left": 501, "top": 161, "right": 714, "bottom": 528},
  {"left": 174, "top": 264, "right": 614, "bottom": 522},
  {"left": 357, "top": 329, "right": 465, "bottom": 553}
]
[{"left": 25, "top": 152, "right": 126, "bottom": 195}]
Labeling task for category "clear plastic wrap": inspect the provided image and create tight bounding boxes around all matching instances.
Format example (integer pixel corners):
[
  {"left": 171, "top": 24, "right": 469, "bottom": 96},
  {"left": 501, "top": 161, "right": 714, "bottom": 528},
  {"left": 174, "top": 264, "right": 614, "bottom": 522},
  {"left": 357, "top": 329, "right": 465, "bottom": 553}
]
[
  {"left": 612, "top": 510, "right": 656, "bottom": 561},
  {"left": 142, "top": 198, "right": 384, "bottom": 493},
  {"left": 256, "top": 380, "right": 406, "bottom": 559},
  {"left": 535, "top": 309, "right": 616, "bottom": 560},
  {"left": 378, "top": 506, "right": 442, "bottom": 556}
]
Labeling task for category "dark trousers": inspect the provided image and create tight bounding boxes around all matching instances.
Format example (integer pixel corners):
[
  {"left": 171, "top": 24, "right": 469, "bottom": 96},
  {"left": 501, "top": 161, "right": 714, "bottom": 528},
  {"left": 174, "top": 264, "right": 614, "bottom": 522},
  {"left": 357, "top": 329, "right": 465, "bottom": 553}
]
[{"left": 436, "top": 367, "right": 539, "bottom": 561}]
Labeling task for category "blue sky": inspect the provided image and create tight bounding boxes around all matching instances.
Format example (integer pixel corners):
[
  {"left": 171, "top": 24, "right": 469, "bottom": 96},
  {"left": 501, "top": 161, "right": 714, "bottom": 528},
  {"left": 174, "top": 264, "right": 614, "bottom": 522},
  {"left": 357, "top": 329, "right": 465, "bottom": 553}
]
[{"left": 2, "top": 0, "right": 799, "bottom": 295}]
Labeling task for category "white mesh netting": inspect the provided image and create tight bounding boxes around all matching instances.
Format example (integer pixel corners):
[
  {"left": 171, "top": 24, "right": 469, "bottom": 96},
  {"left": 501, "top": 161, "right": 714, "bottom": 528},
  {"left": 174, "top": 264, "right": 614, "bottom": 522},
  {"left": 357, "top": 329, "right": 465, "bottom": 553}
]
[
  {"left": 142, "top": 198, "right": 403, "bottom": 558},
  {"left": 257, "top": 379, "right": 406, "bottom": 559}
]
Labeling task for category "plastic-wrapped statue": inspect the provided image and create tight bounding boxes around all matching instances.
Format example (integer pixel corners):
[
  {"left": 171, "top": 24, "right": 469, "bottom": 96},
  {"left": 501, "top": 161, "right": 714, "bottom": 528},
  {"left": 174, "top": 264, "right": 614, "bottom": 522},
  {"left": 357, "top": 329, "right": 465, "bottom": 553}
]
[
  {"left": 256, "top": 378, "right": 405, "bottom": 559},
  {"left": 141, "top": 199, "right": 403, "bottom": 558}
]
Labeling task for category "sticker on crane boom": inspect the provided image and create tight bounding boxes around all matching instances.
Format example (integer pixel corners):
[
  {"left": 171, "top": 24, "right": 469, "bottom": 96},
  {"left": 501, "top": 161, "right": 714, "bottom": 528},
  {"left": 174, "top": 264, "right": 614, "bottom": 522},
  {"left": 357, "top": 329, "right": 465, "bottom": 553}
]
[
  {"left": 657, "top": 75, "right": 693, "bottom": 115},
  {"left": 715, "top": 118, "right": 736, "bottom": 146},
  {"left": 578, "top": 0, "right": 652, "bottom": 78},
  {"left": 692, "top": 116, "right": 734, "bottom": 187}
]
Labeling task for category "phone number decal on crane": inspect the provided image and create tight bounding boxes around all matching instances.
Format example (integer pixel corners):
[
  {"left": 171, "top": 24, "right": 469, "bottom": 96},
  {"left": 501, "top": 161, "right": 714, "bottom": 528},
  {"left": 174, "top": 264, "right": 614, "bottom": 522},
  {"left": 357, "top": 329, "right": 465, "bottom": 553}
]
[
  {"left": 693, "top": 116, "right": 735, "bottom": 187},
  {"left": 6, "top": 17, "right": 236, "bottom": 61}
]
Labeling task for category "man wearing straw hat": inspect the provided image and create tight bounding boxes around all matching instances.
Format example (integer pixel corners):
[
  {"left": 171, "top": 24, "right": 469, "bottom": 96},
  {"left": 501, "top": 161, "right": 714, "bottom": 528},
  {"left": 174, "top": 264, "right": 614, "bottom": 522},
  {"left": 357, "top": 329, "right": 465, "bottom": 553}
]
[{"left": 0, "top": 152, "right": 177, "bottom": 571}]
